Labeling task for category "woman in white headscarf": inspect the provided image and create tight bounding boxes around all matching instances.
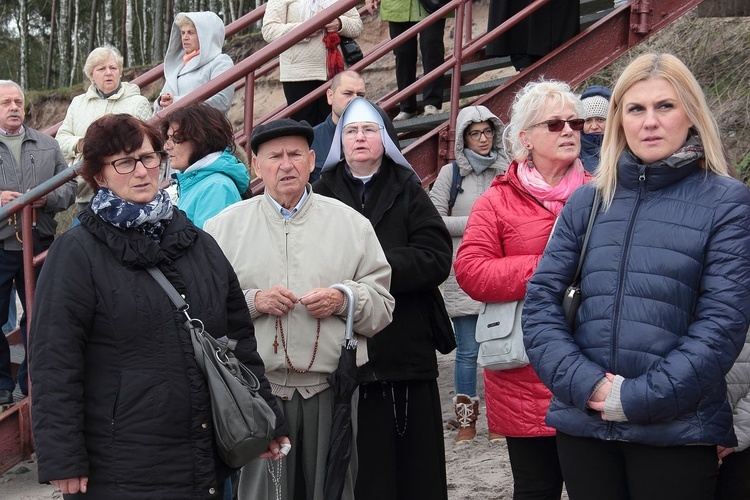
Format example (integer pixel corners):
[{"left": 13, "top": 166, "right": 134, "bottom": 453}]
[
  {"left": 314, "top": 98, "right": 453, "bottom": 500},
  {"left": 261, "top": 0, "right": 363, "bottom": 126}
]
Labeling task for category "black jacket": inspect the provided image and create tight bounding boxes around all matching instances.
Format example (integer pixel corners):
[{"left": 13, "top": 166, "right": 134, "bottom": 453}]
[
  {"left": 314, "top": 159, "right": 453, "bottom": 381},
  {"left": 30, "top": 207, "right": 285, "bottom": 499}
]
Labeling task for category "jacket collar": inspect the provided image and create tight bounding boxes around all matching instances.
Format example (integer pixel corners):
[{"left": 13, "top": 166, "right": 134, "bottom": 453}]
[
  {"left": 616, "top": 135, "right": 703, "bottom": 191},
  {"left": 78, "top": 207, "right": 199, "bottom": 268}
]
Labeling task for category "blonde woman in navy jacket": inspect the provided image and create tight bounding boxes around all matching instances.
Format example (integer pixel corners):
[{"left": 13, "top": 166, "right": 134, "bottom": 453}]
[{"left": 523, "top": 53, "right": 750, "bottom": 500}]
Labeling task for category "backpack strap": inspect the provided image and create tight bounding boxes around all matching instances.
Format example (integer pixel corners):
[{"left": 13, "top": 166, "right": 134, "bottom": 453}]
[{"left": 447, "top": 160, "right": 464, "bottom": 216}]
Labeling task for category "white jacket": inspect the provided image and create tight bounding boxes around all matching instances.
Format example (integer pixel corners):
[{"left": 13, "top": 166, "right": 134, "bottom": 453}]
[
  {"left": 204, "top": 188, "right": 394, "bottom": 388},
  {"left": 262, "top": 0, "right": 363, "bottom": 82},
  {"left": 429, "top": 106, "right": 509, "bottom": 317},
  {"left": 155, "top": 11, "right": 235, "bottom": 113},
  {"left": 56, "top": 82, "right": 152, "bottom": 164}
]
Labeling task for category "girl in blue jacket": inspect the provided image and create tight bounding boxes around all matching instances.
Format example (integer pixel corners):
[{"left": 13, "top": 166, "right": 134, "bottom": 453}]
[{"left": 523, "top": 53, "right": 750, "bottom": 500}]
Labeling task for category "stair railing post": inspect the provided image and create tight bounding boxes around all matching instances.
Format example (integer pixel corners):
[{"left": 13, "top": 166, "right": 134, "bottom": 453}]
[{"left": 445, "top": 0, "right": 467, "bottom": 166}]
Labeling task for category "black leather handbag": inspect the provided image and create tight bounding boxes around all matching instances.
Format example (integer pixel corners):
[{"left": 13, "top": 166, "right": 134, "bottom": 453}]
[
  {"left": 148, "top": 267, "right": 277, "bottom": 468},
  {"left": 562, "top": 192, "right": 600, "bottom": 326},
  {"left": 339, "top": 37, "right": 363, "bottom": 66},
  {"left": 418, "top": 0, "right": 450, "bottom": 14}
]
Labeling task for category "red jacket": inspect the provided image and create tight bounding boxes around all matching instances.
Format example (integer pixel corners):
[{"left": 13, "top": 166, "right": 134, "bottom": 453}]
[{"left": 454, "top": 162, "right": 591, "bottom": 437}]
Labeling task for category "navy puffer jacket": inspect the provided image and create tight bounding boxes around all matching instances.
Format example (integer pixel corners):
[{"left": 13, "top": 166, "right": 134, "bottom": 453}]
[{"left": 522, "top": 147, "right": 750, "bottom": 448}]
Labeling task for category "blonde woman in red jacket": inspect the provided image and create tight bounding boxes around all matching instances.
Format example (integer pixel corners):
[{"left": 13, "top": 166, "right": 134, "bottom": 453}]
[{"left": 454, "top": 80, "right": 591, "bottom": 500}]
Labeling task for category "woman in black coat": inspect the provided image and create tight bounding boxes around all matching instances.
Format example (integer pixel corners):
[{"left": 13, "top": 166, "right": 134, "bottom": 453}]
[
  {"left": 486, "top": 0, "right": 579, "bottom": 72},
  {"left": 313, "top": 98, "right": 453, "bottom": 500},
  {"left": 29, "top": 114, "right": 287, "bottom": 500}
]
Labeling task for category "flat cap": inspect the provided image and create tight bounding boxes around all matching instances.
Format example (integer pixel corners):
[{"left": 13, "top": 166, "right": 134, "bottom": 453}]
[{"left": 250, "top": 118, "right": 314, "bottom": 154}]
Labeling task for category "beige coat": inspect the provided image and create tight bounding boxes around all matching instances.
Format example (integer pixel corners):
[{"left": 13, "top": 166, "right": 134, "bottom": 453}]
[
  {"left": 262, "top": 0, "right": 364, "bottom": 82},
  {"left": 204, "top": 189, "right": 394, "bottom": 388}
]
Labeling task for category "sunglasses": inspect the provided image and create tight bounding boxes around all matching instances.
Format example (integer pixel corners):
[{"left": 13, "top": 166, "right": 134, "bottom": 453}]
[{"left": 528, "top": 118, "right": 585, "bottom": 132}]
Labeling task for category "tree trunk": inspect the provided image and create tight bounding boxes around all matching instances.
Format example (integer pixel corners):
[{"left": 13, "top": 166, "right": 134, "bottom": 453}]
[
  {"left": 88, "top": 0, "right": 99, "bottom": 55},
  {"left": 17, "top": 0, "right": 28, "bottom": 88},
  {"left": 153, "top": 0, "right": 165, "bottom": 62},
  {"left": 126, "top": 0, "right": 135, "bottom": 66},
  {"left": 45, "top": 0, "right": 57, "bottom": 88},
  {"left": 104, "top": 0, "right": 113, "bottom": 43},
  {"left": 57, "top": 0, "right": 70, "bottom": 87},
  {"left": 70, "top": 0, "right": 80, "bottom": 86}
]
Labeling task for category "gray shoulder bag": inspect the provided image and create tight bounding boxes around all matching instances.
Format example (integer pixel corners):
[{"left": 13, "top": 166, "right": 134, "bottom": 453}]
[{"left": 147, "top": 267, "right": 277, "bottom": 468}]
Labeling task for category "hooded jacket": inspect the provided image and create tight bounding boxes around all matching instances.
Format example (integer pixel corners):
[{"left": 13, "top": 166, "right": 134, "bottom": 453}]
[
  {"left": 30, "top": 207, "right": 286, "bottom": 499},
  {"left": 57, "top": 83, "right": 152, "bottom": 164},
  {"left": 155, "top": 12, "right": 235, "bottom": 114},
  {"left": 173, "top": 150, "right": 249, "bottom": 228},
  {"left": 523, "top": 149, "right": 750, "bottom": 448},
  {"left": 454, "top": 162, "right": 591, "bottom": 437},
  {"left": 261, "top": 0, "right": 363, "bottom": 82},
  {"left": 0, "top": 127, "right": 76, "bottom": 250},
  {"left": 429, "top": 105, "right": 509, "bottom": 317}
]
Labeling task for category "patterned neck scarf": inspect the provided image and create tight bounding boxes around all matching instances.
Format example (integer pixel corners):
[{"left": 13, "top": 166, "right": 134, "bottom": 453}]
[{"left": 91, "top": 188, "right": 174, "bottom": 242}]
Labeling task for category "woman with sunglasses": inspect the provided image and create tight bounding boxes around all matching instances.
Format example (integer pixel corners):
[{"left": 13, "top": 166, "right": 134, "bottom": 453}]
[
  {"left": 454, "top": 80, "right": 591, "bottom": 499},
  {"left": 29, "top": 114, "right": 287, "bottom": 499},
  {"left": 428, "top": 105, "right": 509, "bottom": 444},
  {"left": 523, "top": 54, "right": 750, "bottom": 499}
]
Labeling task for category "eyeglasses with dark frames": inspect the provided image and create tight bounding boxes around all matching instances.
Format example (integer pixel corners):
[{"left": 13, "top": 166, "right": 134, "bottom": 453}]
[
  {"left": 466, "top": 128, "right": 495, "bottom": 141},
  {"left": 528, "top": 118, "right": 585, "bottom": 132},
  {"left": 109, "top": 151, "right": 168, "bottom": 174}
]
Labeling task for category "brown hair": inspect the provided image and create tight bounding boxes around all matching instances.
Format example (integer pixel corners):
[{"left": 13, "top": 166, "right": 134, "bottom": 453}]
[
  {"left": 79, "top": 114, "right": 164, "bottom": 190},
  {"left": 160, "top": 103, "right": 235, "bottom": 165}
]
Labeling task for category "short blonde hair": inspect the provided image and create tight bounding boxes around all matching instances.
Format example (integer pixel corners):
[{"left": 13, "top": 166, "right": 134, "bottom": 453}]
[
  {"left": 596, "top": 53, "right": 729, "bottom": 209},
  {"left": 174, "top": 13, "right": 196, "bottom": 30},
  {"left": 505, "top": 79, "right": 584, "bottom": 163},
  {"left": 83, "top": 45, "right": 124, "bottom": 84}
]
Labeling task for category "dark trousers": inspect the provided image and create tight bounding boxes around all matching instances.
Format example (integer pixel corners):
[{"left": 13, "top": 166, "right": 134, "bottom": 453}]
[
  {"left": 388, "top": 18, "right": 446, "bottom": 112},
  {"left": 557, "top": 432, "right": 719, "bottom": 500},
  {"left": 282, "top": 80, "right": 330, "bottom": 127},
  {"left": 715, "top": 446, "right": 750, "bottom": 499},
  {"left": 355, "top": 379, "right": 448, "bottom": 500},
  {"left": 506, "top": 436, "right": 564, "bottom": 499},
  {"left": 0, "top": 249, "right": 37, "bottom": 394}
]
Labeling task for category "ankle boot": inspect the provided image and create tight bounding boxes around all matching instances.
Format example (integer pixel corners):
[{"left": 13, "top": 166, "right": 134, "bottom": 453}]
[{"left": 453, "top": 394, "right": 479, "bottom": 443}]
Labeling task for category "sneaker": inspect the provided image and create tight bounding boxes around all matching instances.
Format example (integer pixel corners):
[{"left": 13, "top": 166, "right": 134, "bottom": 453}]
[
  {"left": 393, "top": 111, "right": 416, "bottom": 121},
  {"left": 423, "top": 105, "right": 440, "bottom": 116}
]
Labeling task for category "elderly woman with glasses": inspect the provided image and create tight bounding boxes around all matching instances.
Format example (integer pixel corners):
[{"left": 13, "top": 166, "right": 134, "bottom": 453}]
[
  {"left": 29, "top": 114, "right": 286, "bottom": 499},
  {"left": 314, "top": 97, "right": 453, "bottom": 500},
  {"left": 428, "top": 105, "right": 509, "bottom": 444},
  {"left": 454, "top": 80, "right": 591, "bottom": 499}
]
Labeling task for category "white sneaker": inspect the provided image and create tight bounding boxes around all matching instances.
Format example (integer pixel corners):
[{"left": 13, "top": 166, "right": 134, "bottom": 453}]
[
  {"left": 423, "top": 105, "right": 440, "bottom": 116},
  {"left": 393, "top": 110, "right": 416, "bottom": 121}
]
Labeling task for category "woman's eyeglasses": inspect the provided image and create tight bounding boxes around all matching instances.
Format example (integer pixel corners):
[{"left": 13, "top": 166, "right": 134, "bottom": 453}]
[
  {"left": 342, "top": 125, "right": 382, "bottom": 139},
  {"left": 528, "top": 119, "right": 585, "bottom": 132},
  {"left": 109, "top": 151, "right": 167, "bottom": 174},
  {"left": 466, "top": 129, "right": 494, "bottom": 141},
  {"left": 164, "top": 136, "right": 186, "bottom": 147}
]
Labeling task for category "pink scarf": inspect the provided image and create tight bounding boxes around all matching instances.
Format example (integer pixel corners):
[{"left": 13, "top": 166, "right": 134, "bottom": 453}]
[
  {"left": 516, "top": 158, "right": 587, "bottom": 215},
  {"left": 183, "top": 49, "right": 200, "bottom": 64}
]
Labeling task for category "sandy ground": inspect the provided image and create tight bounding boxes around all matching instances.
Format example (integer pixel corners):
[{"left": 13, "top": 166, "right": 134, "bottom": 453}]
[{"left": 1, "top": 352, "right": 530, "bottom": 499}]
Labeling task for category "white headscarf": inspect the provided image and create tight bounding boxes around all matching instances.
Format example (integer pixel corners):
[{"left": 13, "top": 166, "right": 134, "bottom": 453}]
[{"left": 322, "top": 97, "right": 416, "bottom": 179}]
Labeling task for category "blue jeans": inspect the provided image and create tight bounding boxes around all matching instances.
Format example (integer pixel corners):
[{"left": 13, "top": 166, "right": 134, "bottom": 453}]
[{"left": 452, "top": 315, "right": 479, "bottom": 397}]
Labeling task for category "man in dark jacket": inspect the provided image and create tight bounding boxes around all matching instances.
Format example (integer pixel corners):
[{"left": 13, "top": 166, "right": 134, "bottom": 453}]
[
  {"left": 313, "top": 97, "right": 453, "bottom": 500},
  {"left": 0, "top": 80, "right": 76, "bottom": 404}
]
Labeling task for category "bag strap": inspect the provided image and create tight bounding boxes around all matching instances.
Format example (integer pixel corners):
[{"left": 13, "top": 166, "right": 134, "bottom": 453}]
[
  {"left": 571, "top": 191, "right": 601, "bottom": 283},
  {"left": 447, "top": 160, "right": 463, "bottom": 216},
  {"left": 146, "top": 267, "right": 190, "bottom": 321}
]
